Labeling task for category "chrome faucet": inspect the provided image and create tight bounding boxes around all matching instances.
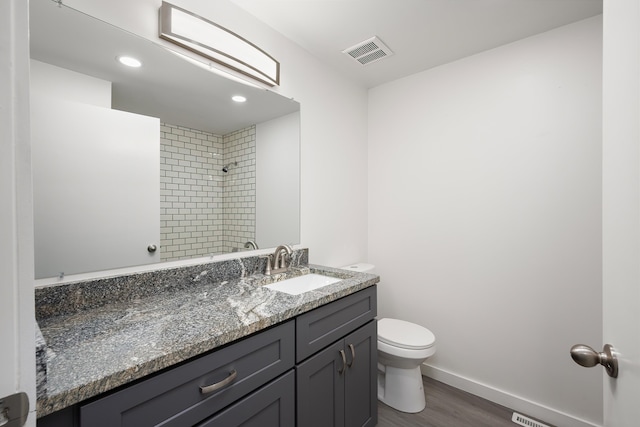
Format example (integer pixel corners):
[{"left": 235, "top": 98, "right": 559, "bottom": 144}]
[
  {"left": 266, "top": 244, "right": 293, "bottom": 275},
  {"left": 244, "top": 240, "right": 258, "bottom": 250}
]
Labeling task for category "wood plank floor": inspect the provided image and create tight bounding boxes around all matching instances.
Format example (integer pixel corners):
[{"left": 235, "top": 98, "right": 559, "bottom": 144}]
[{"left": 377, "top": 376, "right": 530, "bottom": 427}]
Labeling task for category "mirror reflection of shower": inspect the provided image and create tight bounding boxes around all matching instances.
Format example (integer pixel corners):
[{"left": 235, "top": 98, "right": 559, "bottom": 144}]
[{"left": 222, "top": 161, "right": 238, "bottom": 173}]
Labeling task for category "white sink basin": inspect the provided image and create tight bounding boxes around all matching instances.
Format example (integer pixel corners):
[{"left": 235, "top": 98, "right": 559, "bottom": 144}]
[{"left": 264, "top": 274, "right": 342, "bottom": 295}]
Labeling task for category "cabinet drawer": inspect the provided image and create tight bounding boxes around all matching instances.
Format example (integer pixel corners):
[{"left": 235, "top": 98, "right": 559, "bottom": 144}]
[
  {"left": 196, "top": 371, "right": 294, "bottom": 427},
  {"left": 80, "top": 320, "right": 294, "bottom": 427},
  {"left": 296, "top": 286, "right": 376, "bottom": 362}
]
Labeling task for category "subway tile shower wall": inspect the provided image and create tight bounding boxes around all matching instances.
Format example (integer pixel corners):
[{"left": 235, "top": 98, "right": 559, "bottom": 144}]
[
  {"left": 160, "top": 123, "right": 256, "bottom": 261},
  {"left": 223, "top": 126, "right": 257, "bottom": 253}
]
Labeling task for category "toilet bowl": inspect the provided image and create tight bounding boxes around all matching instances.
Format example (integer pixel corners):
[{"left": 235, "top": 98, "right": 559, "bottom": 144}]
[
  {"left": 377, "top": 318, "right": 436, "bottom": 413},
  {"left": 340, "top": 264, "right": 437, "bottom": 413}
]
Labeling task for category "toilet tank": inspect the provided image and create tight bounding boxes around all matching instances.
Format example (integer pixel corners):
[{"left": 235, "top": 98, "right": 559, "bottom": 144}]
[{"left": 341, "top": 263, "right": 375, "bottom": 274}]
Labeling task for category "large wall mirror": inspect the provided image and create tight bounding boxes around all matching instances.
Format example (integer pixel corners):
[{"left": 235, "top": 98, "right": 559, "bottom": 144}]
[{"left": 29, "top": 0, "right": 300, "bottom": 279}]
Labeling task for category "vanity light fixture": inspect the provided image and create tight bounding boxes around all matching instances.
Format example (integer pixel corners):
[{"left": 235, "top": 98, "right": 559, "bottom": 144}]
[
  {"left": 159, "top": 2, "right": 280, "bottom": 87},
  {"left": 232, "top": 95, "right": 247, "bottom": 103},
  {"left": 167, "top": 49, "right": 262, "bottom": 89},
  {"left": 116, "top": 56, "right": 142, "bottom": 68}
]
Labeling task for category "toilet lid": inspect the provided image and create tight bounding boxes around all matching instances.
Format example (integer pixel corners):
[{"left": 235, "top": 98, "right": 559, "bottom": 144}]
[{"left": 378, "top": 318, "right": 436, "bottom": 350}]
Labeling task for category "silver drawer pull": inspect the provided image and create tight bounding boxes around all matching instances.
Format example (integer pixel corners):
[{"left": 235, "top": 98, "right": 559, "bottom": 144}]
[
  {"left": 347, "top": 344, "right": 355, "bottom": 367},
  {"left": 200, "top": 369, "right": 237, "bottom": 394},
  {"left": 338, "top": 350, "right": 347, "bottom": 374}
]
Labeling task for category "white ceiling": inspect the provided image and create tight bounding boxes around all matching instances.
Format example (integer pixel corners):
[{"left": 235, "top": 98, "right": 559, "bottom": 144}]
[{"left": 229, "top": 0, "right": 603, "bottom": 88}]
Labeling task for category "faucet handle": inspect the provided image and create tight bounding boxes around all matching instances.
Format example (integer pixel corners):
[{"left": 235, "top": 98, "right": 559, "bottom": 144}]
[{"left": 261, "top": 255, "right": 272, "bottom": 275}]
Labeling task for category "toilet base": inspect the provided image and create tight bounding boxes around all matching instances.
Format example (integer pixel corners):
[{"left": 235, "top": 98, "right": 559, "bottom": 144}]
[{"left": 377, "top": 364, "right": 426, "bottom": 413}]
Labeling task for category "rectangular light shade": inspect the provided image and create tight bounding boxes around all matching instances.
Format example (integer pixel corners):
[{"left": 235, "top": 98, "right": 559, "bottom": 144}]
[{"left": 159, "top": 2, "right": 279, "bottom": 86}]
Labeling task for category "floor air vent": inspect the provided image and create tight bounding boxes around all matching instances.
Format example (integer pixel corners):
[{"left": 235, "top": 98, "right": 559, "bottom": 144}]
[
  {"left": 342, "top": 36, "right": 393, "bottom": 66},
  {"left": 512, "top": 412, "right": 551, "bottom": 427}
]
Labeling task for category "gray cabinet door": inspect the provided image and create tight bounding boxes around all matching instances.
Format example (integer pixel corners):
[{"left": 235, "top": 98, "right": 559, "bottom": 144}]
[
  {"left": 296, "top": 339, "right": 346, "bottom": 427},
  {"left": 296, "top": 320, "right": 377, "bottom": 427},
  {"left": 344, "top": 321, "right": 377, "bottom": 427}
]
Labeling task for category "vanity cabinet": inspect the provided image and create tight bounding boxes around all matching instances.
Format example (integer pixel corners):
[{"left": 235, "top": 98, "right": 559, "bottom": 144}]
[
  {"left": 80, "top": 320, "right": 295, "bottom": 427},
  {"left": 39, "top": 321, "right": 295, "bottom": 427},
  {"left": 37, "top": 285, "right": 377, "bottom": 427},
  {"left": 295, "top": 286, "right": 377, "bottom": 427}
]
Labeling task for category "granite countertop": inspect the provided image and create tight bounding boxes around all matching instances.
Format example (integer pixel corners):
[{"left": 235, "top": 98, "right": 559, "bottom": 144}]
[{"left": 35, "top": 255, "right": 378, "bottom": 418}]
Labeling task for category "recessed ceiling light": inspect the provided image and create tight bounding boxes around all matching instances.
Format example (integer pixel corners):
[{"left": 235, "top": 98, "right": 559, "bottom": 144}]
[
  {"left": 232, "top": 95, "right": 247, "bottom": 103},
  {"left": 117, "top": 56, "right": 142, "bottom": 68}
]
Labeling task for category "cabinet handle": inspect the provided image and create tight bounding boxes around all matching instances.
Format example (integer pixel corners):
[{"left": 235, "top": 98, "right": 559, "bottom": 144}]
[
  {"left": 200, "top": 369, "right": 237, "bottom": 394},
  {"left": 338, "top": 350, "right": 347, "bottom": 374},
  {"left": 347, "top": 343, "right": 355, "bottom": 367}
]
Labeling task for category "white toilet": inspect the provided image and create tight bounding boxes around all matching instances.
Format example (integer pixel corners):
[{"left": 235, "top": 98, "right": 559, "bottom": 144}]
[
  {"left": 341, "top": 264, "right": 437, "bottom": 414},
  {"left": 377, "top": 318, "right": 436, "bottom": 413}
]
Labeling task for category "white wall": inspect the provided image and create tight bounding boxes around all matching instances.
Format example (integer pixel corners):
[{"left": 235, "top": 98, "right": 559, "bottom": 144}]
[
  {"left": 62, "top": 0, "right": 369, "bottom": 267},
  {"left": 256, "top": 111, "right": 300, "bottom": 249},
  {"left": 30, "top": 59, "right": 112, "bottom": 107},
  {"left": 368, "top": 17, "right": 602, "bottom": 427}
]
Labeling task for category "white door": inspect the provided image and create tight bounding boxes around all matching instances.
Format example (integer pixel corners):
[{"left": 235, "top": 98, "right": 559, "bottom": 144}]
[
  {"left": 601, "top": 0, "right": 640, "bottom": 424},
  {"left": 0, "top": 0, "right": 36, "bottom": 426},
  {"left": 31, "top": 97, "right": 161, "bottom": 278}
]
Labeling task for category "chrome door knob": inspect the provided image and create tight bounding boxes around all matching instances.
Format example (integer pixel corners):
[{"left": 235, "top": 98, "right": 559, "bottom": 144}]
[{"left": 570, "top": 344, "right": 618, "bottom": 378}]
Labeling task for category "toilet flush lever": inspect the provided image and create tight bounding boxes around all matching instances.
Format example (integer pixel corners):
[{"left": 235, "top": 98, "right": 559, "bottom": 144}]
[{"left": 570, "top": 344, "right": 618, "bottom": 378}]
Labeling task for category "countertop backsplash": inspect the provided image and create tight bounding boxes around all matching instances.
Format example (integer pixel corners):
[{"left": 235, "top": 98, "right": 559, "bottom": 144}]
[{"left": 35, "top": 249, "right": 309, "bottom": 319}]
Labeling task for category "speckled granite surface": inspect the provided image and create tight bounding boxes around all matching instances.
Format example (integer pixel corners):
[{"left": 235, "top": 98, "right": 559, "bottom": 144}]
[
  {"left": 35, "top": 250, "right": 378, "bottom": 418},
  {"left": 35, "top": 324, "right": 47, "bottom": 394}
]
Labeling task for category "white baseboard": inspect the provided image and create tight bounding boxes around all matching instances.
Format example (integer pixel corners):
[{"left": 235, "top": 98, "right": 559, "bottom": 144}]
[{"left": 420, "top": 364, "right": 601, "bottom": 427}]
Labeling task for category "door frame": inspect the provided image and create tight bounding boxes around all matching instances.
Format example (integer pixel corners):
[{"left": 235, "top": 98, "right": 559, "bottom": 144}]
[
  {"left": 602, "top": 0, "right": 640, "bottom": 424},
  {"left": 0, "top": 0, "right": 36, "bottom": 425}
]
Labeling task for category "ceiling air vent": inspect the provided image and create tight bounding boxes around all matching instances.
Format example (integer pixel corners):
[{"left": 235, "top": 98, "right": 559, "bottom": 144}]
[{"left": 342, "top": 36, "right": 394, "bottom": 66}]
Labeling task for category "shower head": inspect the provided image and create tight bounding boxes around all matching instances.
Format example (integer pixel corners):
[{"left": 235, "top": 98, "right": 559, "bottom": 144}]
[{"left": 222, "top": 161, "right": 238, "bottom": 173}]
